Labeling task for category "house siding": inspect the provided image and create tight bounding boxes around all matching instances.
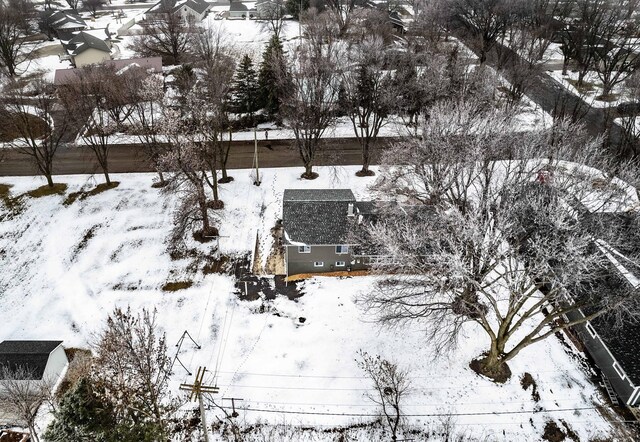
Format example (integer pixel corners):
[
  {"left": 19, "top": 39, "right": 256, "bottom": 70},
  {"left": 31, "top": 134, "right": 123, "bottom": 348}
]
[
  {"left": 568, "top": 313, "right": 639, "bottom": 406},
  {"left": 286, "top": 245, "right": 368, "bottom": 276}
]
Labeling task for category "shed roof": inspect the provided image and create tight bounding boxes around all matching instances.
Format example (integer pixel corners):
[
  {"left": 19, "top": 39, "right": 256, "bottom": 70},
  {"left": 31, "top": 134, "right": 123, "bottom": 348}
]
[
  {"left": 283, "top": 189, "right": 356, "bottom": 245},
  {"left": 0, "top": 341, "right": 63, "bottom": 380}
]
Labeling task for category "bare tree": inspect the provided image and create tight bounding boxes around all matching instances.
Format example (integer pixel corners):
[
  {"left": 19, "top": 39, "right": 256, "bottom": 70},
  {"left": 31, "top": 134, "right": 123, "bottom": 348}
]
[
  {"left": 0, "top": 365, "right": 47, "bottom": 442},
  {"left": 132, "top": 11, "right": 195, "bottom": 65},
  {"left": 126, "top": 72, "right": 169, "bottom": 186},
  {"left": 324, "top": 0, "right": 364, "bottom": 36},
  {"left": 92, "top": 307, "right": 175, "bottom": 440},
  {"left": 193, "top": 22, "right": 236, "bottom": 184},
  {"left": 591, "top": 0, "right": 640, "bottom": 97},
  {"left": 619, "top": 71, "right": 640, "bottom": 156},
  {"left": 258, "top": 0, "right": 286, "bottom": 38},
  {"left": 356, "top": 350, "right": 410, "bottom": 442},
  {"left": 356, "top": 102, "right": 640, "bottom": 381},
  {"left": 447, "top": 0, "right": 524, "bottom": 64},
  {"left": 0, "top": 80, "right": 69, "bottom": 187},
  {"left": 0, "top": 0, "right": 36, "bottom": 78},
  {"left": 59, "top": 66, "right": 136, "bottom": 186},
  {"left": 160, "top": 108, "right": 219, "bottom": 238},
  {"left": 340, "top": 36, "right": 394, "bottom": 176},
  {"left": 278, "top": 34, "right": 343, "bottom": 179},
  {"left": 558, "top": 0, "right": 638, "bottom": 89},
  {"left": 65, "top": 0, "right": 80, "bottom": 10},
  {"left": 82, "top": 0, "right": 106, "bottom": 18}
]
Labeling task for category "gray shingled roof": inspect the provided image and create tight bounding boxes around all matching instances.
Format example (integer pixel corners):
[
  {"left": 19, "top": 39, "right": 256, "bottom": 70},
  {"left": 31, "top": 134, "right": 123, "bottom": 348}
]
[
  {"left": 582, "top": 212, "right": 640, "bottom": 385},
  {"left": 0, "top": 340, "right": 62, "bottom": 380},
  {"left": 283, "top": 189, "right": 355, "bottom": 245},
  {"left": 67, "top": 32, "right": 111, "bottom": 56},
  {"left": 183, "top": 0, "right": 210, "bottom": 14}
]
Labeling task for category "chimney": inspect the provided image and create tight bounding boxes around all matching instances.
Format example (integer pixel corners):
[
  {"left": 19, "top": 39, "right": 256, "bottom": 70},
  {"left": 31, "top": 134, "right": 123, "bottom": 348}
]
[{"left": 347, "top": 203, "right": 354, "bottom": 217}]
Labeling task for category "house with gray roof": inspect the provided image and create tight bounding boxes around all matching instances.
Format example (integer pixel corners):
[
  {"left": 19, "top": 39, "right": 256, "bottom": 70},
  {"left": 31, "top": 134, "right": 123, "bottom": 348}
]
[
  {"left": 564, "top": 212, "right": 640, "bottom": 407},
  {"left": 63, "top": 31, "right": 112, "bottom": 68},
  {"left": 282, "top": 189, "right": 375, "bottom": 276},
  {"left": 147, "top": 0, "right": 211, "bottom": 22},
  {"left": 40, "top": 9, "right": 87, "bottom": 38}
]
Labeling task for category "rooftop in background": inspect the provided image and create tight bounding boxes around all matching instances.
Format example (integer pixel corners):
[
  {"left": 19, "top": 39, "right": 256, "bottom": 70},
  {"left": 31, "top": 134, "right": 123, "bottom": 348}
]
[
  {"left": 0, "top": 340, "right": 63, "bottom": 380},
  {"left": 54, "top": 57, "right": 163, "bottom": 85}
]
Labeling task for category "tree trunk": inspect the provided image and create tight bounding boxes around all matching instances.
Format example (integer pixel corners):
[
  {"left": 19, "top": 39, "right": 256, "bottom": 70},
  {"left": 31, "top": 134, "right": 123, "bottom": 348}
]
[
  {"left": 198, "top": 184, "right": 210, "bottom": 234},
  {"left": 562, "top": 57, "right": 568, "bottom": 76},
  {"left": 104, "top": 171, "right": 111, "bottom": 186},
  {"left": 45, "top": 174, "right": 54, "bottom": 188},
  {"left": 303, "top": 162, "right": 313, "bottom": 178},
  {"left": 157, "top": 170, "right": 165, "bottom": 185}
]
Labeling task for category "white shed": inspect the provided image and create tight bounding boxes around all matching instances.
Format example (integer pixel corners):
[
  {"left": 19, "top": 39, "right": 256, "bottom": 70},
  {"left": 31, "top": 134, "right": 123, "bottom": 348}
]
[{"left": 0, "top": 340, "right": 69, "bottom": 388}]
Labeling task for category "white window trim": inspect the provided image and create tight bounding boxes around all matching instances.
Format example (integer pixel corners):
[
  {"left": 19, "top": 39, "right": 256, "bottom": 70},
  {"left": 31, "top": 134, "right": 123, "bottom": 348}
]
[
  {"left": 298, "top": 245, "right": 311, "bottom": 253},
  {"left": 335, "top": 261, "right": 346, "bottom": 267},
  {"left": 585, "top": 322, "right": 597, "bottom": 338},
  {"left": 314, "top": 261, "right": 324, "bottom": 267},
  {"left": 613, "top": 361, "right": 626, "bottom": 380},
  {"left": 336, "top": 245, "right": 349, "bottom": 254}
]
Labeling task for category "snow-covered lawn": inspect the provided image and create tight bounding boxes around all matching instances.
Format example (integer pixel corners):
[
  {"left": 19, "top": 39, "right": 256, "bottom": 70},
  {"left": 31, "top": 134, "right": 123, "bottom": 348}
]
[
  {"left": 0, "top": 167, "right": 617, "bottom": 440},
  {"left": 547, "top": 69, "right": 633, "bottom": 109}
]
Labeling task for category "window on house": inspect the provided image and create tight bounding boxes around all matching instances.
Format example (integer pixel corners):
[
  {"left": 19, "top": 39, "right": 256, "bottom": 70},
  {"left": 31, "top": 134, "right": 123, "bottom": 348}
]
[
  {"left": 335, "top": 261, "right": 346, "bottom": 267},
  {"left": 298, "top": 245, "right": 311, "bottom": 253},
  {"left": 613, "top": 362, "right": 626, "bottom": 380},
  {"left": 336, "top": 245, "right": 349, "bottom": 254},
  {"left": 314, "top": 261, "right": 324, "bottom": 267},
  {"left": 586, "top": 323, "right": 597, "bottom": 338}
]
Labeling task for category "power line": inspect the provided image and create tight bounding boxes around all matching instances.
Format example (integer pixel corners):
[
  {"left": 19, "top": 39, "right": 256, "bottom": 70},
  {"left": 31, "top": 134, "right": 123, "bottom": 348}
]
[
  {"left": 214, "top": 404, "right": 602, "bottom": 418},
  {"left": 210, "top": 367, "right": 597, "bottom": 380},
  {"left": 240, "top": 397, "right": 598, "bottom": 408}
]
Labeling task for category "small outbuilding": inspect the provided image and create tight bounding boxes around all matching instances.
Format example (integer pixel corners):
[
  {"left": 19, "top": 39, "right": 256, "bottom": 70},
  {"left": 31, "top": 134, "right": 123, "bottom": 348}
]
[{"left": 0, "top": 340, "right": 68, "bottom": 385}]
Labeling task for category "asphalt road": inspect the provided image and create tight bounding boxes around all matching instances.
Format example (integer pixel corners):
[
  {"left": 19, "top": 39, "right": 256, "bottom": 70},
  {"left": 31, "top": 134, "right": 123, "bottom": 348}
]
[{"left": 0, "top": 138, "right": 380, "bottom": 177}]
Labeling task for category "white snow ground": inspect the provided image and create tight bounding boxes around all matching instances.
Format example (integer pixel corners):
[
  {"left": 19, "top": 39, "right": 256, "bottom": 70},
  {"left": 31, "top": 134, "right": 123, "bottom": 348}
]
[{"left": 0, "top": 167, "right": 617, "bottom": 440}]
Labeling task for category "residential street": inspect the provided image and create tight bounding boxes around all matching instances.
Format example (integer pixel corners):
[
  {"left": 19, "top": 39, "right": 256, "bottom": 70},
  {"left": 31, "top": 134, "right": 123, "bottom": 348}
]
[
  {"left": 451, "top": 26, "right": 627, "bottom": 156},
  {"left": 0, "top": 137, "right": 382, "bottom": 176}
]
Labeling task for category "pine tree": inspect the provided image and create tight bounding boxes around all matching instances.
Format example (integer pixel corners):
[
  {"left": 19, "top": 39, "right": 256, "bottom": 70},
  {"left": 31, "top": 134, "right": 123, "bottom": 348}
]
[
  {"left": 257, "top": 34, "right": 286, "bottom": 118},
  {"left": 230, "top": 54, "right": 258, "bottom": 115}
]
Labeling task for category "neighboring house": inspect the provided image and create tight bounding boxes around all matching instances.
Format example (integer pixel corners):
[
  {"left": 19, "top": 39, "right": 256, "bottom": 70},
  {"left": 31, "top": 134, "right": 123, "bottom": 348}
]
[
  {"left": 229, "top": 1, "right": 255, "bottom": 19},
  {"left": 565, "top": 212, "right": 640, "bottom": 407},
  {"left": 146, "top": 0, "right": 211, "bottom": 22},
  {"left": 256, "top": 0, "right": 284, "bottom": 18},
  {"left": 64, "top": 31, "right": 112, "bottom": 68},
  {"left": 0, "top": 340, "right": 68, "bottom": 389},
  {"left": 41, "top": 9, "right": 87, "bottom": 38},
  {"left": 54, "top": 56, "right": 163, "bottom": 85},
  {"left": 282, "top": 189, "right": 373, "bottom": 276},
  {"left": 178, "top": 0, "right": 212, "bottom": 21}
]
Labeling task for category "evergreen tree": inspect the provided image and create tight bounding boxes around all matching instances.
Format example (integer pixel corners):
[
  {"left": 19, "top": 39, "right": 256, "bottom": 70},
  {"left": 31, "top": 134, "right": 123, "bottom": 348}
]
[
  {"left": 257, "top": 35, "right": 286, "bottom": 118},
  {"left": 45, "top": 377, "right": 168, "bottom": 442},
  {"left": 230, "top": 54, "right": 258, "bottom": 115}
]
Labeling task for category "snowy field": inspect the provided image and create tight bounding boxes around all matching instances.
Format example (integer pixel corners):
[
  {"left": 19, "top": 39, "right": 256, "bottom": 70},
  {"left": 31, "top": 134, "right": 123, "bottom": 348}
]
[{"left": 0, "top": 166, "right": 621, "bottom": 440}]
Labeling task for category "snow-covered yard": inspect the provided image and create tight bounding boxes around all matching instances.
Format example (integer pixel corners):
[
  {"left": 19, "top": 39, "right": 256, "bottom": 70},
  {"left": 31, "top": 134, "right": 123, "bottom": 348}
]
[{"left": 0, "top": 167, "right": 622, "bottom": 440}]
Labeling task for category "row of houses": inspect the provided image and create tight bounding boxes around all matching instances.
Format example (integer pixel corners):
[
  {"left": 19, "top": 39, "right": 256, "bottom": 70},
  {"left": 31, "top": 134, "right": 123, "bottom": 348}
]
[
  {"left": 146, "top": 0, "right": 287, "bottom": 22},
  {"left": 280, "top": 188, "right": 640, "bottom": 409}
]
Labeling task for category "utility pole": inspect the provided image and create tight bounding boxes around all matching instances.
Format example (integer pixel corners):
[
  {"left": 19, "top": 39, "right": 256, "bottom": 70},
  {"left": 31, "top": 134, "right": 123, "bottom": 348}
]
[
  {"left": 179, "top": 367, "right": 219, "bottom": 442},
  {"left": 253, "top": 128, "right": 261, "bottom": 186},
  {"left": 222, "top": 397, "right": 244, "bottom": 418}
]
